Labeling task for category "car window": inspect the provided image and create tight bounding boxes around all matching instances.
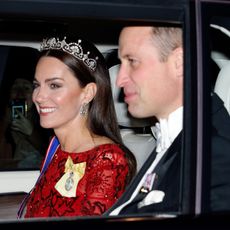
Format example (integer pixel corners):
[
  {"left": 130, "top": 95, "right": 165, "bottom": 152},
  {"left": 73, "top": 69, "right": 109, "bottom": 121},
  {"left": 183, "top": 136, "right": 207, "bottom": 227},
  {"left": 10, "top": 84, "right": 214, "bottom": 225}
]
[
  {"left": 0, "top": 2, "right": 187, "bottom": 221},
  {"left": 1, "top": 0, "right": 230, "bottom": 226}
]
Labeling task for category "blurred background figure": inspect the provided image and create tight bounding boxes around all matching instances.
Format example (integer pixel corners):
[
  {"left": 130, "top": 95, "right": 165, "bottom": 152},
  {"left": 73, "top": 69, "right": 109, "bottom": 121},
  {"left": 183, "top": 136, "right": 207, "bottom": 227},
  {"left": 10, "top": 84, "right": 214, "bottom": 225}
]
[
  {"left": 0, "top": 47, "right": 52, "bottom": 169},
  {"left": 10, "top": 77, "right": 51, "bottom": 168}
]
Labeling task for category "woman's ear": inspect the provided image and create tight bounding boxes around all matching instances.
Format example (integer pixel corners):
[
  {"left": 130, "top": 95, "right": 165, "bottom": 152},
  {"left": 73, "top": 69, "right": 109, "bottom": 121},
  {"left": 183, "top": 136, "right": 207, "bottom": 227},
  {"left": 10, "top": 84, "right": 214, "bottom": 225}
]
[
  {"left": 174, "top": 47, "right": 183, "bottom": 78},
  {"left": 83, "top": 82, "right": 97, "bottom": 103}
]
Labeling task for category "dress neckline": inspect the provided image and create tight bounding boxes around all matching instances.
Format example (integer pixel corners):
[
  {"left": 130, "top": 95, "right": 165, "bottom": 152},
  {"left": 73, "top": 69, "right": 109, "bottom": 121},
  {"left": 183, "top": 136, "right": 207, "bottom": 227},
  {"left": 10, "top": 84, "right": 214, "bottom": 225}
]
[{"left": 59, "top": 143, "right": 118, "bottom": 155}]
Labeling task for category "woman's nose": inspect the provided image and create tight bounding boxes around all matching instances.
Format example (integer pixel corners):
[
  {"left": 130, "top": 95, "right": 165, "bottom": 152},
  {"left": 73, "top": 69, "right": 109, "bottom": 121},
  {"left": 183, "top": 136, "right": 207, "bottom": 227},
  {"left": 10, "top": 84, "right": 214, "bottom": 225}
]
[{"left": 32, "top": 87, "right": 46, "bottom": 103}]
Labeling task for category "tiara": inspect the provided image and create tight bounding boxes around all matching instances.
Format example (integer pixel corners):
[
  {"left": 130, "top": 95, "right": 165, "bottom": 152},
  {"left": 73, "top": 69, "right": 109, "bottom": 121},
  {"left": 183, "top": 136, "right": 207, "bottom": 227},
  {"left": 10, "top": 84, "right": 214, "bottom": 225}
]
[{"left": 40, "top": 37, "right": 98, "bottom": 71}]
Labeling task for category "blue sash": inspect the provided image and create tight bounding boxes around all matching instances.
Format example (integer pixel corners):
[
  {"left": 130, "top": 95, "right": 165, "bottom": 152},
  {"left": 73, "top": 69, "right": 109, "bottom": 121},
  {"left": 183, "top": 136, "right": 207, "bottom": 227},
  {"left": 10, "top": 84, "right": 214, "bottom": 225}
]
[
  {"left": 17, "top": 136, "right": 60, "bottom": 219},
  {"left": 40, "top": 136, "right": 60, "bottom": 175}
]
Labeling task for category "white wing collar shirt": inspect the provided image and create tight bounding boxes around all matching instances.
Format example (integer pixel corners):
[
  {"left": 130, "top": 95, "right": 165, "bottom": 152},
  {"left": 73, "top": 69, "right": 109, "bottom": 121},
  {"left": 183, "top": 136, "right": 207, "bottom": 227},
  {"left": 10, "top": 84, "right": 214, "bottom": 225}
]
[
  {"left": 152, "top": 106, "right": 183, "bottom": 154},
  {"left": 110, "top": 106, "right": 183, "bottom": 215}
]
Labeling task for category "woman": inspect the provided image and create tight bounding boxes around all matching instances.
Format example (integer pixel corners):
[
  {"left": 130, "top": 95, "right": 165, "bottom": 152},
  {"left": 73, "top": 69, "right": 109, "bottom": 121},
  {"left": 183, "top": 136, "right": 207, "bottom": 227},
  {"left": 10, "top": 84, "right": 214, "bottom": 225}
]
[{"left": 21, "top": 36, "right": 136, "bottom": 217}]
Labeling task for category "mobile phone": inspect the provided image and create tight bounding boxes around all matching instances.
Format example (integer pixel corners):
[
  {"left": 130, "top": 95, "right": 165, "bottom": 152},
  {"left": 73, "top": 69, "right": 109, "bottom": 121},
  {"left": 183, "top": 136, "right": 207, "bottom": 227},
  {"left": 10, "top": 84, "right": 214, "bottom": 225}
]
[{"left": 11, "top": 99, "right": 27, "bottom": 120}]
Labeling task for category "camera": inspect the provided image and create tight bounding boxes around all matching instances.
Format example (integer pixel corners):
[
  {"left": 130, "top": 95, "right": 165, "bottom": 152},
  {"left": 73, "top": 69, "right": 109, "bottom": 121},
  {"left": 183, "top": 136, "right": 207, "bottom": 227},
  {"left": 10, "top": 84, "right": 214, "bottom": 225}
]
[{"left": 11, "top": 99, "right": 27, "bottom": 120}]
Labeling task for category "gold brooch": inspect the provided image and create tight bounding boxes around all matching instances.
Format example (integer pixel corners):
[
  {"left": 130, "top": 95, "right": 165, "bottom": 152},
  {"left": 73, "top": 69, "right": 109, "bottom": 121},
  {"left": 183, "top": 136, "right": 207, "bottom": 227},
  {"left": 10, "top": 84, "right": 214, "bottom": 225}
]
[{"left": 55, "top": 156, "right": 86, "bottom": 197}]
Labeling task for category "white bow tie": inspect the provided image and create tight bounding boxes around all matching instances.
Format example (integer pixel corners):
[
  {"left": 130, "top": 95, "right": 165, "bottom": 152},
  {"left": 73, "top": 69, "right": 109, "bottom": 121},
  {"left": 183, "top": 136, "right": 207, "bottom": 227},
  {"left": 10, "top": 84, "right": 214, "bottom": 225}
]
[{"left": 151, "top": 120, "right": 172, "bottom": 153}]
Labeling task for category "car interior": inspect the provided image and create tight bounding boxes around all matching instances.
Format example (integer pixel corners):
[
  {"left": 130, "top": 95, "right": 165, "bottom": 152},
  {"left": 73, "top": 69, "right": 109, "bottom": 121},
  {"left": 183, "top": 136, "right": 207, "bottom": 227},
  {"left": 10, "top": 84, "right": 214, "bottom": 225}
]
[{"left": 1, "top": 0, "right": 230, "bottom": 227}]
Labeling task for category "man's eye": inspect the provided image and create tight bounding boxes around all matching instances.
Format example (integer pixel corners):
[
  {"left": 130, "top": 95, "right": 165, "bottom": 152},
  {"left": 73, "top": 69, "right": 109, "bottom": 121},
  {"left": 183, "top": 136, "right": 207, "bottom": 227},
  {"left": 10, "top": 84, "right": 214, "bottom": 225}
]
[
  {"left": 128, "top": 58, "right": 135, "bottom": 63},
  {"left": 128, "top": 58, "right": 138, "bottom": 67}
]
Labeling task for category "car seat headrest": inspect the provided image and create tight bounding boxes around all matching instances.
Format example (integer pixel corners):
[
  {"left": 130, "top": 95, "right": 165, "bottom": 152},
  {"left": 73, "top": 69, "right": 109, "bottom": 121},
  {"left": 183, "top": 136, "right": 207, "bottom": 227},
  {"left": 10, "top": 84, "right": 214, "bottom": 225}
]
[
  {"left": 214, "top": 61, "right": 230, "bottom": 114},
  {"left": 211, "top": 24, "right": 230, "bottom": 114}
]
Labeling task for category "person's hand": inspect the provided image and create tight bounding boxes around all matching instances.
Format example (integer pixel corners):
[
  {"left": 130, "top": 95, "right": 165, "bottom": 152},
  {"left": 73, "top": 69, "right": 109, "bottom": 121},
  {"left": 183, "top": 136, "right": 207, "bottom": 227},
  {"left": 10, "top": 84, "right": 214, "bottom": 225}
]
[{"left": 11, "top": 110, "right": 33, "bottom": 136}]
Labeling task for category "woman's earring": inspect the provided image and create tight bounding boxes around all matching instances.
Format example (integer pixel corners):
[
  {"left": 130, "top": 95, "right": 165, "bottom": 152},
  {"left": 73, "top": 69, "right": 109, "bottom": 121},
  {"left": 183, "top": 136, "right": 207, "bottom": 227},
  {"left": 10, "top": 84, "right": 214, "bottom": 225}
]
[{"left": 80, "top": 103, "right": 88, "bottom": 116}]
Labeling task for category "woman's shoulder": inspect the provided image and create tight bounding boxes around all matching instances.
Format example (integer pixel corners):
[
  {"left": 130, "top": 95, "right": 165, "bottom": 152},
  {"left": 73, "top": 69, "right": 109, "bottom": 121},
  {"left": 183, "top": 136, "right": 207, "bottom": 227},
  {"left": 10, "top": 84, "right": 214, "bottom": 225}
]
[
  {"left": 94, "top": 143, "right": 128, "bottom": 164},
  {"left": 96, "top": 143, "right": 125, "bottom": 154}
]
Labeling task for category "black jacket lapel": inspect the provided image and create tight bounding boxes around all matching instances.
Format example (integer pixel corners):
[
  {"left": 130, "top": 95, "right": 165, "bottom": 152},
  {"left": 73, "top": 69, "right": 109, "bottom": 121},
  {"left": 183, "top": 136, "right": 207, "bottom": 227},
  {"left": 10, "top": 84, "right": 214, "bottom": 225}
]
[
  {"left": 152, "top": 132, "right": 182, "bottom": 189},
  {"left": 104, "top": 148, "right": 157, "bottom": 214}
]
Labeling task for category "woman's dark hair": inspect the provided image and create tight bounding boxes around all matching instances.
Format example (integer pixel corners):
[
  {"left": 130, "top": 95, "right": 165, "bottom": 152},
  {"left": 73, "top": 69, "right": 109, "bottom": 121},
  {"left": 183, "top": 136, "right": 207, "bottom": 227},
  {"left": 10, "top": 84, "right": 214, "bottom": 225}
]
[{"left": 39, "top": 36, "right": 136, "bottom": 184}]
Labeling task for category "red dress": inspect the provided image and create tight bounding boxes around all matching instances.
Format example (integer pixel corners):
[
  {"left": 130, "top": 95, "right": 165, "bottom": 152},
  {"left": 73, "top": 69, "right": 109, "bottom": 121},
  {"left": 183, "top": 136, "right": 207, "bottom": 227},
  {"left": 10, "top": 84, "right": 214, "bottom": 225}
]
[{"left": 24, "top": 143, "right": 129, "bottom": 217}]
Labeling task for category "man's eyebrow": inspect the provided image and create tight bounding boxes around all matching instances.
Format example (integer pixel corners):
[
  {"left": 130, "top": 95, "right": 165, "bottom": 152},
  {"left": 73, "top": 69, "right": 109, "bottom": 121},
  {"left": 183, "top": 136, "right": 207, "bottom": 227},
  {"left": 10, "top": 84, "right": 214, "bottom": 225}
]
[
  {"left": 118, "top": 49, "right": 130, "bottom": 59},
  {"left": 119, "top": 54, "right": 132, "bottom": 60}
]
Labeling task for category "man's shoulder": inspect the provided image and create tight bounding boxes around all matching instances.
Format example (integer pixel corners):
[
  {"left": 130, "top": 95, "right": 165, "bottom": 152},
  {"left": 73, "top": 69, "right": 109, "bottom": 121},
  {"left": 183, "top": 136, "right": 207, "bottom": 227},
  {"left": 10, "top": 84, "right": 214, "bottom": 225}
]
[{"left": 212, "top": 92, "right": 230, "bottom": 139}]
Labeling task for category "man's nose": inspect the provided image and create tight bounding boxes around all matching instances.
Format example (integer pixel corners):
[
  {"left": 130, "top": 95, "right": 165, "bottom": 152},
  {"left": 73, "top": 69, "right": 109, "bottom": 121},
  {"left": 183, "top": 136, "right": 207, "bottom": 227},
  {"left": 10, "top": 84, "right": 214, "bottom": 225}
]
[{"left": 116, "top": 64, "right": 129, "bottom": 88}]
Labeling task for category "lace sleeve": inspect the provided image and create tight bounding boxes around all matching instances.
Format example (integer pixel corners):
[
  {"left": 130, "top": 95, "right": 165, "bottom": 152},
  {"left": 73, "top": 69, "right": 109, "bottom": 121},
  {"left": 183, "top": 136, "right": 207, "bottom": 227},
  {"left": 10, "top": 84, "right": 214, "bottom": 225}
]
[{"left": 78, "top": 146, "right": 129, "bottom": 215}]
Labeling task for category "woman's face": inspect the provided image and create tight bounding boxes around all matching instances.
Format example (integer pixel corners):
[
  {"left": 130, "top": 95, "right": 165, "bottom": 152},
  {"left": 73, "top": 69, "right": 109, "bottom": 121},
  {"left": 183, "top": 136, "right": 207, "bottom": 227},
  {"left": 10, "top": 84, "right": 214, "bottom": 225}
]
[
  {"left": 10, "top": 78, "right": 34, "bottom": 110},
  {"left": 32, "top": 56, "right": 86, "bottom": 130}
]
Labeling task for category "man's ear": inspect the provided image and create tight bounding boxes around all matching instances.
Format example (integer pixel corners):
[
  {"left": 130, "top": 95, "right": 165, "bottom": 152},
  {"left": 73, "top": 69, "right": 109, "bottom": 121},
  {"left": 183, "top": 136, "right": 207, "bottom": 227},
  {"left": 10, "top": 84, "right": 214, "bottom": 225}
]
[
  {"left": 174, "top": 47, "right": 183, "bottom": 78},
  {"left": 83, "top": 82, "right": 97, "bottom": 103}
]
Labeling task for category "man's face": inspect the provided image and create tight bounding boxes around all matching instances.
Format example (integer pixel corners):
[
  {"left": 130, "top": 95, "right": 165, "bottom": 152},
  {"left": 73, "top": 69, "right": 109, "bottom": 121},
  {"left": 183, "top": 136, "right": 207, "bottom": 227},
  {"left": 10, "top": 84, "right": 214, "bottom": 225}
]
[{"left": 116, "top": 26, "right": 183, "bottom": 119}]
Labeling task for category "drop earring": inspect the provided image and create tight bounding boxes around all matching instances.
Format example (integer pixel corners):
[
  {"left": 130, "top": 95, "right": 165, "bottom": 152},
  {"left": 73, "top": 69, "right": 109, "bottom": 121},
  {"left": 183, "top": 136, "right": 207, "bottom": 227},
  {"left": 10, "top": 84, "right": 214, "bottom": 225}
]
[{"left": 80, "top": 103, "right": 88, "bottom": 116}]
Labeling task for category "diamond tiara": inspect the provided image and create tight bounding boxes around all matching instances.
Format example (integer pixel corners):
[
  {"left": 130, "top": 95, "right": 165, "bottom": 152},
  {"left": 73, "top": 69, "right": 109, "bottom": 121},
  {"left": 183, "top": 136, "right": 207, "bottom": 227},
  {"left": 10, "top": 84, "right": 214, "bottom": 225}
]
[{"left": 40, "top": 37, "right": 98, "bottom": 71}]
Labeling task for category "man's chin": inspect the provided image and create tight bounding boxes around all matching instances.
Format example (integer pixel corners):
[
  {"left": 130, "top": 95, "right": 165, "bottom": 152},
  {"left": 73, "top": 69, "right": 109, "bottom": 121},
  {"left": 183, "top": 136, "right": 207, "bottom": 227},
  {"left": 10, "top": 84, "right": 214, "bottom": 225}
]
[{"left": 128, "top": 106, "right": 145, "bottom": 119}]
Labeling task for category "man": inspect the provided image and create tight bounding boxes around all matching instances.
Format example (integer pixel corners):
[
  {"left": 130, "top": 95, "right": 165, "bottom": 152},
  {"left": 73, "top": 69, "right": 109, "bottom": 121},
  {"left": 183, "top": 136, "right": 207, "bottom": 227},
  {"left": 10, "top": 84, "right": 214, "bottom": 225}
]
[{"left": 105, "top": 26, "right": 230, "bottom": 215}]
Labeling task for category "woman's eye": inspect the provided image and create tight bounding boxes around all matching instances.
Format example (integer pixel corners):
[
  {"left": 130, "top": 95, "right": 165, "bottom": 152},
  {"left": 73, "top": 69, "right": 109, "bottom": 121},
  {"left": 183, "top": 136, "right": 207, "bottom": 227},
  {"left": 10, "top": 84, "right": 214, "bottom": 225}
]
[
  {"left": 33, "top": 82, "right": 39, "bottom": 89},
  {"left": 50, "top": 83, "right": 61, "bottom": 89}
]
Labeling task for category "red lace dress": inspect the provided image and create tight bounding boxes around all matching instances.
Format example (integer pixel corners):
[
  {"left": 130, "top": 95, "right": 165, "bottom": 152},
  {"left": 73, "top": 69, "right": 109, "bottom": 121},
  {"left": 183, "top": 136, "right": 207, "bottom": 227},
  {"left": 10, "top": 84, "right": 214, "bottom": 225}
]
[{"left": 24, "top": 143, "right": 129, "bottom": 217}]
